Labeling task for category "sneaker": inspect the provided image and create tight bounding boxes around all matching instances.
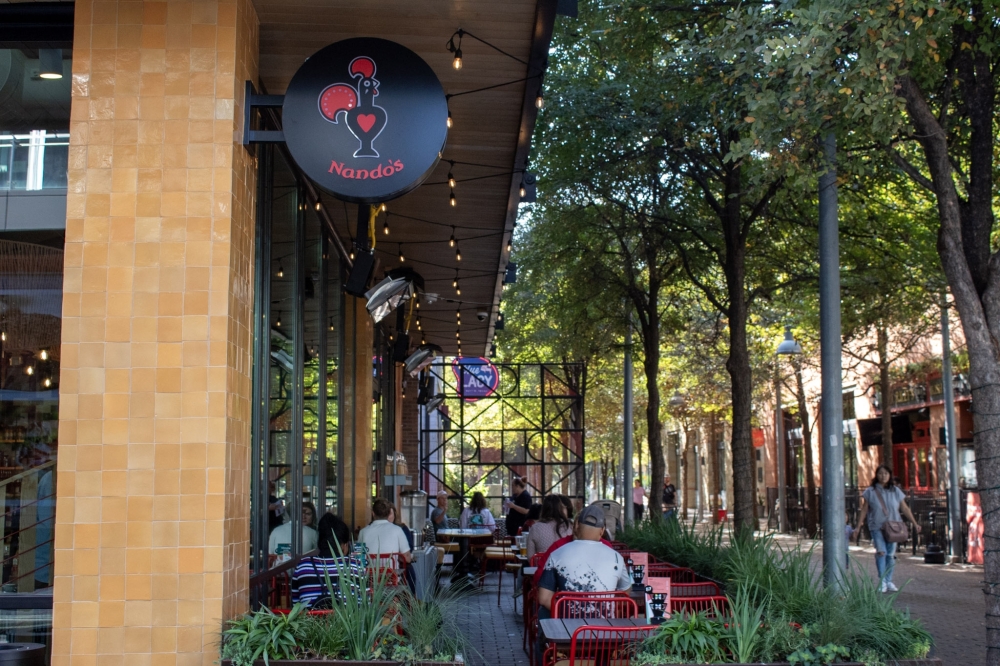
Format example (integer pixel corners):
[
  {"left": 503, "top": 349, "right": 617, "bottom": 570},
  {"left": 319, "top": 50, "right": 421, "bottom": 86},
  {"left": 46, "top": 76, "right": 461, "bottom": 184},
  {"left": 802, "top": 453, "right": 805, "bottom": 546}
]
[
  {"left": 880, "top": 581, "right": 889, "bottom": 593},
  {"left": 885, "top": 582, "right": 898, "bottom": 592}
]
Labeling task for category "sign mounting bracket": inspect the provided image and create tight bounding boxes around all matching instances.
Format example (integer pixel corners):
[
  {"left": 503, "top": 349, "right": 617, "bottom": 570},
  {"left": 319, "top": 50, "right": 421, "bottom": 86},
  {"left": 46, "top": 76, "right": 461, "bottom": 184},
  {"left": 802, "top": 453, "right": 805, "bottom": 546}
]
[{"left": 243, "top": 81, "right": 285, "bottom": 145}]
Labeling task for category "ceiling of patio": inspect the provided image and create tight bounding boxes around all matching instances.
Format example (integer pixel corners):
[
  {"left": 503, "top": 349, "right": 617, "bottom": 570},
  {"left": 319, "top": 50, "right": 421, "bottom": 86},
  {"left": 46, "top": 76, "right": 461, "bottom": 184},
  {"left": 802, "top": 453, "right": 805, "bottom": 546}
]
[{"left": 253, "top": 0, "right": 555, "bottom": 355}]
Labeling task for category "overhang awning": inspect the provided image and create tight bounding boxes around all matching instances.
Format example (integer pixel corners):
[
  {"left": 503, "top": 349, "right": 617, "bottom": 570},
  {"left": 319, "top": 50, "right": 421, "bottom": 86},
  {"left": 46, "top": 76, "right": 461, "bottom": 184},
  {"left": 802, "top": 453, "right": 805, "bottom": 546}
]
[{"left": 253, "top": 0, "right": 557, "bottom": 355}]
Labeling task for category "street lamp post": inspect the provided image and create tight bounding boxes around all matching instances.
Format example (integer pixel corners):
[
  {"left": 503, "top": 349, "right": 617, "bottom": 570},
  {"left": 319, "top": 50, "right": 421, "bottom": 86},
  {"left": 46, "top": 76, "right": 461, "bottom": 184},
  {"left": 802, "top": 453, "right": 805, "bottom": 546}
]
[
  {"left": 668, "top": 391, "right": 685, "bottom": 518},
  {"left": 775, "top": 326, "right": 803, "bottom": 534}
]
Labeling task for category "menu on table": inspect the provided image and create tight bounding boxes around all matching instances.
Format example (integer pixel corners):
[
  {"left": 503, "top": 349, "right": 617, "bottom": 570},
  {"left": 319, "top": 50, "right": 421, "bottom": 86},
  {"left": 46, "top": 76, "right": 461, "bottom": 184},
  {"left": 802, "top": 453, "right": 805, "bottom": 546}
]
[{"left": 644, "top": 576, "right": 670, "bottom": 624}]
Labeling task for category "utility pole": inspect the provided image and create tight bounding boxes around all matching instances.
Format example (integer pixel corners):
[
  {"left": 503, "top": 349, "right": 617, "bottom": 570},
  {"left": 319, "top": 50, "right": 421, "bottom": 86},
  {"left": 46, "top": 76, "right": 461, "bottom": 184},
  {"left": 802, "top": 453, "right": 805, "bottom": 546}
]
[
  {"left": 623, "top": 312, "right": 634, "bottom": 525},
  {"left": 941, "top": 294, "right": 962, "bottom": 563},
  {"left": 819, "top": 132, "right": 846, "bottom": 589}
]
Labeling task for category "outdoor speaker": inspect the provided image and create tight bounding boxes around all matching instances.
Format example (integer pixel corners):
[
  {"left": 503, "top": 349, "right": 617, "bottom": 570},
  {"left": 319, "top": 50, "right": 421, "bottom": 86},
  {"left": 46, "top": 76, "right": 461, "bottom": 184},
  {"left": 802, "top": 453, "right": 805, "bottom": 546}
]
[{"left": 345, "top": 248, "right": 375, "bottom": 297}]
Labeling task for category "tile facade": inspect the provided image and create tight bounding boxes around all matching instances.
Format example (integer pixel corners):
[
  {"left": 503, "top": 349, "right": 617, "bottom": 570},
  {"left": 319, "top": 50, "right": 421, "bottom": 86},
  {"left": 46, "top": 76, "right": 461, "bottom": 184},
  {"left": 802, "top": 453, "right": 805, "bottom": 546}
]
[{"left": 53, "top": 1, "right": 260, "bottom": 664}]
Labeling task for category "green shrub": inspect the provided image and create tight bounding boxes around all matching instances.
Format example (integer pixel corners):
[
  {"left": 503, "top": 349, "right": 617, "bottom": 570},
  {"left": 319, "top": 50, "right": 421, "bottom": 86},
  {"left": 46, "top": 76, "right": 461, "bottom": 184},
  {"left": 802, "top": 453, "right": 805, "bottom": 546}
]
[
  {"left": 636, "top": 610, "right": 729, "bottom": 664},
  {"left": 220, "top": 604, "right": 307, "bottom": 666}
]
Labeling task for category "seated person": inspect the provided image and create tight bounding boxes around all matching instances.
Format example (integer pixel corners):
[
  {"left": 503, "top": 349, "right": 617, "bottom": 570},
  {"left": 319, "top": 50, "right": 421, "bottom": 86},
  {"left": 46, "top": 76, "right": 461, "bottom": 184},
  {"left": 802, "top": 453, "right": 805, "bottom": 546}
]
[
  {"left": 458, "top": 491, "right": 496, "bottom": 530},
  {"left": 431, "top": 490, "right": 451, "bottom": 541},
  {"left": 268, "top": 502, "right": 319, "bottom": 555},
  {"left": 291, "top": 513, "right": 362, "bottom": 608},
  {"left": 358, "top": 498, "right": 412, "bottom": 567},
  {"left": 536, "top": 504, "right": 631, "bottom": 618},
  {"left": 522, "top": 503, "right": 542, "bottom": 532},
  {"left": 527, "top": 495, "right": 573, "bottom": 557}
]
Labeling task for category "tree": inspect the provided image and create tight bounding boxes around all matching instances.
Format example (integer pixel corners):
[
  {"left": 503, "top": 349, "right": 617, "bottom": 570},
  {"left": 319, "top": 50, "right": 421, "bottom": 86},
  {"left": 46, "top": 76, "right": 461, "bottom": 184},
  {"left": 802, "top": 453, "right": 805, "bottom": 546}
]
[{"left": 721, "top": 0, "right": 999, "bottom": 651}]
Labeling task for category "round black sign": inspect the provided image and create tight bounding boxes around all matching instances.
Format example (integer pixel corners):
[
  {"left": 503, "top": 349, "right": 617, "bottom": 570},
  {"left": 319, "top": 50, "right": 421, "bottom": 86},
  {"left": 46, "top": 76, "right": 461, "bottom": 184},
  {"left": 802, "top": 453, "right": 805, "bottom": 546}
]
[{"left": 282, "top": 38, "right": 449, "bottom": 203}]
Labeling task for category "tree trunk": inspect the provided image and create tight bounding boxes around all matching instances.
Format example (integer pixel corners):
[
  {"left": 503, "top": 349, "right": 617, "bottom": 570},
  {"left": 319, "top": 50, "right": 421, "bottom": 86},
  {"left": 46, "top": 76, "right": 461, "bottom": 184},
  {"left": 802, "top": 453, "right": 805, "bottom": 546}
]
[
  {"left": 721, "top": 160, "right": 756, "bottom": 533},
  {"left": 877, "top": 325, "right": 894, "bottom": 467},
  {"left": 641, "top": 298, "right": 665, "bottom": 519},
  {"left": 896, "top": 71, "right": 999, "bottom": 662},
  {"left": 794, "top": 359, "right": 818, "bottom": 537}
]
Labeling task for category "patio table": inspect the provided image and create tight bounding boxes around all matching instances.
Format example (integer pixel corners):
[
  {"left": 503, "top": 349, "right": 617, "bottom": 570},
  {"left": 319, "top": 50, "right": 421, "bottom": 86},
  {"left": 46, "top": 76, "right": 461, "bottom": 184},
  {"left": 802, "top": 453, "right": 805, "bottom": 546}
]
[
  {"left": 436, "top": 528, "right": 493, "bottom": 579},
  {"left": 539, "top": 617, "right": 652, "bottom": 649}
]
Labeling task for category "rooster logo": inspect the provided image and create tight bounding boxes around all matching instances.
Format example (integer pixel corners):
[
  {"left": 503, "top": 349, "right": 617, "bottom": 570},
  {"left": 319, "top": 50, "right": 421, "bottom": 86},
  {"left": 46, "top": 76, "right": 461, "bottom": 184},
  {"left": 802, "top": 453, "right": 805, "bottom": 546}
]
[{"left": 318, "top": 56, "right": 388, "bottom": 158}]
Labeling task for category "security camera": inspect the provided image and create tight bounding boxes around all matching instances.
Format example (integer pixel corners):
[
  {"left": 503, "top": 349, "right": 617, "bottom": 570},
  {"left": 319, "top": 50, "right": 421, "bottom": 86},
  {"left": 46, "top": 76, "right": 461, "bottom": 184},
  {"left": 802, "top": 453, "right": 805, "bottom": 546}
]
[{"left": 477, "top": 311, "right": 488, "bottom": 321}]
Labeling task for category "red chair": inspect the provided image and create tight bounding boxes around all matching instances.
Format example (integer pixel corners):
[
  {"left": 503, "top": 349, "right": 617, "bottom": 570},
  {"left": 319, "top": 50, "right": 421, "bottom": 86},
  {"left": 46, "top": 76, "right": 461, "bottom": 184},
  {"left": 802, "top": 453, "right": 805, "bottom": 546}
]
[
  {"left": 670, "top": 581, "right": 721, "bottom": 597},
  {"left": 551, "top": 591, "right": 638, "bottom": 620},
  {"left": 671, "top": 595, "right": 729, "bottom": 617},
  {"left": 646, "top": 563, "right": 696, "bottom": 583},
  {"left": 543, "top": 625, "right": 655, "bottom": 666},
  {"left": 529, "top": 553, "right": 544, "bottom": 567}
]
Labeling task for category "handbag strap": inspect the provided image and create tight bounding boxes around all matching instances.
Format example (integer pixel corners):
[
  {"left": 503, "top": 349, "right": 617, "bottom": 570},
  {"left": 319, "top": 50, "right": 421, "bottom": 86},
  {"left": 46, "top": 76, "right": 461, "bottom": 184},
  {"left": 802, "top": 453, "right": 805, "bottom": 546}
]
[{"left": 873, "top": 486, "right": 894, "bottom": 518}]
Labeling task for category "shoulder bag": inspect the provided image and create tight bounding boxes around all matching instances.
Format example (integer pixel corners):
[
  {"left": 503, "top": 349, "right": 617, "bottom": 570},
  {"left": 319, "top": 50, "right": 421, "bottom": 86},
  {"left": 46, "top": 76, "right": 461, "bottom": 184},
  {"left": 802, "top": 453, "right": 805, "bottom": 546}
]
[{"left": 874, "top": 487, "right": 909, "bottom": 543}]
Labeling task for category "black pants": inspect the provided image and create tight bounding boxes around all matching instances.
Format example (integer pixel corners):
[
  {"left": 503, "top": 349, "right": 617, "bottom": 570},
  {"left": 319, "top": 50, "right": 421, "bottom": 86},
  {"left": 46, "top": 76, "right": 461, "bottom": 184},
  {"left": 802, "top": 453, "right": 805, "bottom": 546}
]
[{"left": 633, "top": 503, "right": 644, "bottom": 521}]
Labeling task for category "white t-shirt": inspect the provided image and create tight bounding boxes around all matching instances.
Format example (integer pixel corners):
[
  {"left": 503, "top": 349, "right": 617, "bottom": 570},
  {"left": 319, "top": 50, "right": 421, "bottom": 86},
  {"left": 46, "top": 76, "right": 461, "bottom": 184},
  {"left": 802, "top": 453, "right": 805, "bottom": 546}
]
[
  {"left": 268, "top": 522, "right": 318, "bottom": 555},
  {"left": 538, "top": 539, "right": 632, "bottom": 594},
  {"left": 459, "top": 507, "right": 496, "bottom": 530},
  {"left": 358, "top": 520, "right": 412, "bottom": 558}
]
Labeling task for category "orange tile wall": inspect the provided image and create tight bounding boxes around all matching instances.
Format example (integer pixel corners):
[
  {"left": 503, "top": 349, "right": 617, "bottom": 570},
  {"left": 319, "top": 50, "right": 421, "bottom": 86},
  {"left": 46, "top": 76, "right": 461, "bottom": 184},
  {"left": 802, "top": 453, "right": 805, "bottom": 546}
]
[{"left": 53, "top": 1, "right": 259, "bottom": 665}]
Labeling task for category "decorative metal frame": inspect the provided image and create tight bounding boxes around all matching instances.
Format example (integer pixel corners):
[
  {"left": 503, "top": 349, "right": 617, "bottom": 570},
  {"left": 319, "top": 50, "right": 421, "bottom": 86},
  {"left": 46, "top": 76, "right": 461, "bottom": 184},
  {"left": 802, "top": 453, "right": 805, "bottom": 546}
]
[{"left": 420, "top": 361, "right": 585, "bottom": 510}]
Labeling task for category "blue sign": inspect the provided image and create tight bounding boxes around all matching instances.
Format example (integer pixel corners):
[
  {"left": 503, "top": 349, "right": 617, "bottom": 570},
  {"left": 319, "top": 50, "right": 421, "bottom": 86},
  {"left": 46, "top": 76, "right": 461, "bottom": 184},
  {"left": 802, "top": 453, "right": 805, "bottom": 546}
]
[{"left": 451, "top": 357, "right": 500, "bottom": 402}]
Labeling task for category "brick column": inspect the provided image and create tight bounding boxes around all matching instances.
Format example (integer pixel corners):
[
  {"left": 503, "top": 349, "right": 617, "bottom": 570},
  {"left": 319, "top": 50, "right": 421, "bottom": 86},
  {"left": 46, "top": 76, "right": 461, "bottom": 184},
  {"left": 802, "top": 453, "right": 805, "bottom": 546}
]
[{"left": 53, "top": 2, "right": 259, "bottom": 665}]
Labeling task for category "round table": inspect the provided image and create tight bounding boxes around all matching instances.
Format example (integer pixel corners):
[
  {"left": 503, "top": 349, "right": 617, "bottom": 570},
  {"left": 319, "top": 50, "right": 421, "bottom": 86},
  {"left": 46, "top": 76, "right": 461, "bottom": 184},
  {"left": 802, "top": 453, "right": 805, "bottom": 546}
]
[{"left": 436, "top": 528, "right": 493, "bottom": 580}]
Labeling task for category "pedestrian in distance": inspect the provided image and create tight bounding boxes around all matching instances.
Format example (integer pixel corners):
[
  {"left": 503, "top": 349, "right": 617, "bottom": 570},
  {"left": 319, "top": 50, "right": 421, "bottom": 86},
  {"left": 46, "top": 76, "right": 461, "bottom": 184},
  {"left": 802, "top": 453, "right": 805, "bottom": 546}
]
[
  {"left": 632, "top": 478, "right": 647, "bottom": 521},
  {"left": 854, "top": 465, "right": 921, "bottom": 592},
  {"left": 662, "top": 475, "right": 677, "bottom": 519}
]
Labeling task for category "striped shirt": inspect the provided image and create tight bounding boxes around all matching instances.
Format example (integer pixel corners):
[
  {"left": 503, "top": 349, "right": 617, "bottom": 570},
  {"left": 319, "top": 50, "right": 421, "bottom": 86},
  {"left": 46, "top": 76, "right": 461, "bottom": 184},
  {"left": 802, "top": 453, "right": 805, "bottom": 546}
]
[{"left": 290, "top": 556, "right": 363, "bottom": 608}]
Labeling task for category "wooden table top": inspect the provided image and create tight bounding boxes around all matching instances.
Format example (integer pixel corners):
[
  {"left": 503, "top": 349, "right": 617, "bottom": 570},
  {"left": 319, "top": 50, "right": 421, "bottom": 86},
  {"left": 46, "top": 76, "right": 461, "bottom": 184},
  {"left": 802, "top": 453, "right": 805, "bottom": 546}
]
[{"left": 538, "top": 618, "right": 652, "bottom": 645}]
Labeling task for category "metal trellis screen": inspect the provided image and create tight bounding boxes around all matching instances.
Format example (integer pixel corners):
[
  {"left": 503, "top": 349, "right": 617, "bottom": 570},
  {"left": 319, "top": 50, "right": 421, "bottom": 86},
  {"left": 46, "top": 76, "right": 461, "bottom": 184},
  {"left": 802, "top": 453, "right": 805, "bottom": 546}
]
[{"left": 421, "top": 360, "right": 586, "bottom": 519}]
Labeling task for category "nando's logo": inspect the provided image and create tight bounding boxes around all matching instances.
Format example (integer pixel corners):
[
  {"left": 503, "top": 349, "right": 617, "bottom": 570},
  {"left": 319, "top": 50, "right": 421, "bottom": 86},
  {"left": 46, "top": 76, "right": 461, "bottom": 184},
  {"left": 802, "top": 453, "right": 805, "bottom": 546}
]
[
  {"left": 318, "top": 56, "right": 404, "bottom": 181},
  {"left": 281, "top": 38, "right": 447, "bottom": 204}
]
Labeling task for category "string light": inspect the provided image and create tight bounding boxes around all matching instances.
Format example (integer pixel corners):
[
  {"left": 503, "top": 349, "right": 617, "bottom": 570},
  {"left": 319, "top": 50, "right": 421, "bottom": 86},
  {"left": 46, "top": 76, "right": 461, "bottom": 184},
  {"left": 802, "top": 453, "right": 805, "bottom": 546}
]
[
  {"left": 447, "top": 109, "right": 453, "bottom": 128},
  {"left": 1, "top": 332, "right": 5, "bottom": 342},
  {"left": 536, "top": 93, "right": 544, "bottom": 109},
  {"left": 519, "top": 181, "right": 526, "bottom": 198},
  {"left": 448, "top": 168, "right": 456, "bottom": 189},
  {"left": 43, "top": 378, "right": 52, "bottom": 388},
  {"left": 277, "top": 262, "right": 284, "bottom": 278},
  {"left": 350, "top": 250, "right": 355, "bottom": 260},
  {"left": 276, "top": 311, "right": 282, "bottom": 327},
  {"left": 449, "top": 227, "right": 456, "bottom": 247},
  {"left": 421, "top": 334, "right": 426, "bottom": 345},
  {"left": 455, "top": 245, "right": 462, "bottom": 261},
  {"left": 399, "top": 244, "right": 405, "bottom": 262},
  {"left": 383, "top": 219, "right": 389, "bottom": 235},
  {"left": 453, "top": 47, "right": 463, "bottom": 70},
  {"left": 380, "top": 203, "right": 387, "bottom": 212},
  {"left": 329, "top": 317, "right": 335, "bottom": 331},
  {"left": 507, "top": 238, "right": 512, "bottom": 253},
  {"left": 39, "top": 349, "right": 48, "bottom": 361},
  {"left": 25, "top": 366, "right": 34, "bottom": 376},
  {"left": 449, "top": 189, "right": 456, "bottom": 207},
  {"left": 416, "top": 317, "right": 421, "bottom": 329},
  {"left": 315, "top": 202, "right": 321, "bottom": 211}
]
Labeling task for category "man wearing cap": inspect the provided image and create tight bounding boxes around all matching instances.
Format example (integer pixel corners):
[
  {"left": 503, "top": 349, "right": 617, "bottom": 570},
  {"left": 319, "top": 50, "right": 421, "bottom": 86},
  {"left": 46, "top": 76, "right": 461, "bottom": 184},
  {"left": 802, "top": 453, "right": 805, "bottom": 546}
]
[{"left": 536, "top": 504, "right": 631, "bottom": 615}]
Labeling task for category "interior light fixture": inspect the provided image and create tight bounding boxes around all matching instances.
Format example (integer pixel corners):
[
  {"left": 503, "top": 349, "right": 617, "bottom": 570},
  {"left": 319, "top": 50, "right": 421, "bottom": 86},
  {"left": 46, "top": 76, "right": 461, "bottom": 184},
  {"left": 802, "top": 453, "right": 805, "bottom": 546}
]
[
  {"left": 39, "top": 49, "right": 63, "bottom": 80},
  {"left": 449, "top": 227, "right": 456, "bottom": 247}
]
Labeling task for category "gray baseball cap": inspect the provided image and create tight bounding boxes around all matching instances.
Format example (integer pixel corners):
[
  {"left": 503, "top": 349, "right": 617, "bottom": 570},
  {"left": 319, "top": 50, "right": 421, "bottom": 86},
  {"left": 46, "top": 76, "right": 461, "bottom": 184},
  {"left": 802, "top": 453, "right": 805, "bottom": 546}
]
[{"left": 578, "top": 504, "right": 605, "bottom": 528}]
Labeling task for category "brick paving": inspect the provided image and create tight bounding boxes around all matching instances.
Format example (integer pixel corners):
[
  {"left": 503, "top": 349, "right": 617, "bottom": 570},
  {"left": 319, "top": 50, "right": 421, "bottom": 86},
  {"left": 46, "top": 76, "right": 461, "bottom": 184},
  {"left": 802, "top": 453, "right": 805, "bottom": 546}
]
[{"left": 452, "top": 537, "right": 987, "bottom": 666}]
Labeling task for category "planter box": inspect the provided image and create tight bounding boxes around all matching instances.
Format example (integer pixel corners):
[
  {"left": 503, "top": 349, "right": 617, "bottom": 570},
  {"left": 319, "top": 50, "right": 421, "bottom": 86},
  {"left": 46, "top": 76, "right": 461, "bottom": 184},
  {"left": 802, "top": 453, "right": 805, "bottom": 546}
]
[{"left": 643, "top": 661, "right": 941, "bottom": 665}]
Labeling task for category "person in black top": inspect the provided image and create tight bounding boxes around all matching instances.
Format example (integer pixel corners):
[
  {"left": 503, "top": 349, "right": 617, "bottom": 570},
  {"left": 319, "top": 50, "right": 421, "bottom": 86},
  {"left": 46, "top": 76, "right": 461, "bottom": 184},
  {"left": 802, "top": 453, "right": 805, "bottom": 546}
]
[
  {"left": 503, "top": 477, "right": 533, "bottom": 535},
  {"left": 662, "top": 475, "right": 677, "bottom": 519}
]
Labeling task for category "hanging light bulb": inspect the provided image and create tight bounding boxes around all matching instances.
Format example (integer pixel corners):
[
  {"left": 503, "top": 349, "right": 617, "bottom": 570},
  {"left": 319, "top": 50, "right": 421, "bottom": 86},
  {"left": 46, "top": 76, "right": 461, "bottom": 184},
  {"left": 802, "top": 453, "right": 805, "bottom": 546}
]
[
  {"left": 455, "top": 245, "right": 462, "bottom": 261},
  {"left": 329, "top": 317, "right": 335, "bottom": 331},
  {"left": 448, "top": 171, "right": 456, "bottom": 188},
  {"left": 447, "top": 109, "right": 453, "bottom": 129},
  {"left": 1, "top": 332, "right": 5, "bottom": 342},
  {"left": 536, "top": 93, "right": 544, "bottom": 109},
  {"left": 399, "top": 244, "right": 405, "bottom": 262},
  {"left": 276, "top": 311, "right": 282, "bottom": 327},
  {"left": 380, "top": 203, "right": 387, "bottom": 212},
  {"left": 456, "top": 283, "right": 461, "bottom": 295},
  {"left": 277, "top": 262, "right": 284, "bottom": 278},
  {"left": 383, "top": 219, "right": 389, "bottom": 235},
  {"left": 456, "top": 331, "right": 461, "bottom": 338},
  {"left": 453, "top": 47, "right": 463, "bottom": 70},
  {"left": 456, "top": 308, "right": 461, "bottom": 320},
  {"left": 349, "top": 250, "right": 355, "bottom": 260},
  {"left": 449, "top": 227, "right": 456, "bottom": 247},
  {"left": 421, "top": 334, "right": 426, "bottom": 345},
  {"left": 26, "top": 366, "right": 34, "bottom": 376},
  {"left": 44, "top": 378, "right": 52, "bottom": 388},
  {"left": 449, "top": 189, "right": 456, "bottom": 207},
  {"left": 416, "top": 318, "right": 421, "bottom": 328},
  {"left": 519, "top": 181, "right": 526, "bottom": 198},
  {"left": 40, "top": 349, "right": 48, "bottom": 361},
  {"left": 507, "top": 238, "right": 512, "bottom": 253},
  {"left": 315, "top": 202, "right": 321, "bottom": 211}
]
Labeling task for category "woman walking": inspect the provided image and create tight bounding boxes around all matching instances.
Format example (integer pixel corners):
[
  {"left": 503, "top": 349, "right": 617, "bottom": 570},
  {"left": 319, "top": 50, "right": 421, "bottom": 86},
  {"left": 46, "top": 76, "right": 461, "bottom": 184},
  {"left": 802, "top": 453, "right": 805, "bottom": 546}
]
[{"left": 855, "top": 465, "right": 921, "bottom": 592}]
